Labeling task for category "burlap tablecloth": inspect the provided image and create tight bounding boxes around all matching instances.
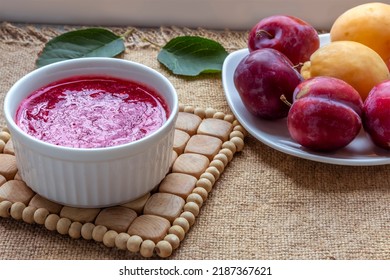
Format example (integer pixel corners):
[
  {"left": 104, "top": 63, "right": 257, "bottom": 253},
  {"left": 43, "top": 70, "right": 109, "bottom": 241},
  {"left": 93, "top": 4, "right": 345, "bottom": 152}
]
[{"left": 0, "top": 22, "right": 389, "bottom": 260}]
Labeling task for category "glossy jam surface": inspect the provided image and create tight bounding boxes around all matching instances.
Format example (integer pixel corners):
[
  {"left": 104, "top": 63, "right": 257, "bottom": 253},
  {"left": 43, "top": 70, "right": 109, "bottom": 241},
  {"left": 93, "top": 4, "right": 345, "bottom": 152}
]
[{"left": 16, "top": 75, "right": 169, "bottom": 148}]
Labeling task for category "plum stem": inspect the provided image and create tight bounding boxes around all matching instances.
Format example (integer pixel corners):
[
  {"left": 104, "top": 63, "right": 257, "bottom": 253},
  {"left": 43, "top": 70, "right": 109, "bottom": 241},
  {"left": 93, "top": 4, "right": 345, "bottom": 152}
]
[
  {"left": 293, "top": 62, "right": 304, "bottom": 70},
  {"left": 280, "top": 95, "right": 292, "bottom": 107},
  {"left": 256, "top": 29, "right": 274, "bottom": 39}
]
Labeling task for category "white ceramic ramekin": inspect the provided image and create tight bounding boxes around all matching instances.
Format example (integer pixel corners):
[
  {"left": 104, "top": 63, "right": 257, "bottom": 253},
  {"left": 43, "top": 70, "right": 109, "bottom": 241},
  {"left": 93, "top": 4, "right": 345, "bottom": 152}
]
[{"left": 3, "top": 58, "right": 178, "bottom": 208}]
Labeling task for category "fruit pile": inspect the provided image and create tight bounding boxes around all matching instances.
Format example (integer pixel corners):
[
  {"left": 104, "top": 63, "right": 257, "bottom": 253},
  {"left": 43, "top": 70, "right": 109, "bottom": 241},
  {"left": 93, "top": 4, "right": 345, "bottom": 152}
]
[{"left": 233, "top": 2, "right": 390, "bottom": 152}]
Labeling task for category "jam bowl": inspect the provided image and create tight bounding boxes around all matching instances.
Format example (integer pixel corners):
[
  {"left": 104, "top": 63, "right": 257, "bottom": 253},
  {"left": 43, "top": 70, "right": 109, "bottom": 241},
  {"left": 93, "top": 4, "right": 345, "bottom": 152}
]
[{"left": 3, "top": 58, "right": 179, "bottom": 208}]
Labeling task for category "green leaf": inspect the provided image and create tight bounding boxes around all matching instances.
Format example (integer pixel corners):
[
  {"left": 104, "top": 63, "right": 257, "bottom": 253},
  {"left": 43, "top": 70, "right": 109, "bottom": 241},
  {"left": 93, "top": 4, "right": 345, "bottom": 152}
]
[
  {"left": 36, "top": 28, "right": 125, "bottom": 68},
  {"left": 157, "top": 36, "right": 228, "bottom": 76}
]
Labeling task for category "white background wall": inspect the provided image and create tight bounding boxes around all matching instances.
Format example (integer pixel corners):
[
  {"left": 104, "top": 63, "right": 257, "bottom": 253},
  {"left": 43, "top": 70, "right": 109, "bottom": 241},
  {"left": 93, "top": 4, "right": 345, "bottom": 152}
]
[{"left": 0, "top": 0, "right": 382, "bottom": 30}]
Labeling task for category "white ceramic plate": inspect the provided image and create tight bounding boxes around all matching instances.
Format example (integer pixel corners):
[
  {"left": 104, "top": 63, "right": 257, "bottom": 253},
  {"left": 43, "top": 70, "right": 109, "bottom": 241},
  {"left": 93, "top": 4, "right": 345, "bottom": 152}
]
[{"left": 222, "top": 34, "right": 390, "bottom": 166}]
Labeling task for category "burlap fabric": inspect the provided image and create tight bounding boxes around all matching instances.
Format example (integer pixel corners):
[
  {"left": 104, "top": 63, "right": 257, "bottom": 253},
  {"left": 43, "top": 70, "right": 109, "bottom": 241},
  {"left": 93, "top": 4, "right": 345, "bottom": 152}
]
[{"left": 0, "top": 22, "right": 389, "bottom": 260}]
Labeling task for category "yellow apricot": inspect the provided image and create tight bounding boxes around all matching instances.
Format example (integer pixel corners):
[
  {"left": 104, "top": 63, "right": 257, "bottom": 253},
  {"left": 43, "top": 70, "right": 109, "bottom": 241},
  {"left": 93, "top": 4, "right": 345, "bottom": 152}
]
[
  {"left": 300, "top": 40, "right": 389, "bottom": 100},
  {"left": 330, "top": 2, "right": 390, "bottom": 68}
]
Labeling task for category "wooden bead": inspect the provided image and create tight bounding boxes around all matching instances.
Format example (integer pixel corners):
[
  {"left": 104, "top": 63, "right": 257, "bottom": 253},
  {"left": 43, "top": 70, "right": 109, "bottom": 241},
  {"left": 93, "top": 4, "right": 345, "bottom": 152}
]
[
  {"left": 57, "top": 217, "right": 72, "bottom": 235},
  {"left": 183, "top": 105, "right": 195, "bottom": 113},
  {"left": 232, "top": 120, "right": 240, "bottom": 127},
  {"left": 173, "top": 129, "right": 190, "bottom": 155},
  {"left": 144, "top": 193, "right": 185, "bottom": 223},
  {"left": 224, "top": 114, "right": 235, "bottom": 123},
  {"left": 95, "top": 206, "right": 137, "bottom": 232},
  {"left": 233, "top": 124, "right": 248, "bottom": 136},
  {"left": 170, "top": 150, "right": 178, "bottom": 171},
  {"left": 230, "top": 136, "right": 245, "bottom": 152},
  {"left": 0, "top": 200, "right": 12, "bottom": 218},
  {"left": 81, "top": 223, "right": 95, "bottom": 240},
  {"left": 45, "top": 214, "right": 60, "bottom": 231},
  {"left": 22, "top": 206, "right": 37, "bottom": 224},
  {"left": 205, "top": 108, "right": 216, "bottom": 118},
  {"left": 3, "top": 139, "right": 14, "bottom": 155},
  {"left": 115, "top": 232, "right": 130, "bottom": 250},
  {"left": 10, "top": 201, "right": 26, "bottom": 220},
  {"left": 213, "top": 112, "right": 225, "bottom": 120},
  {"left": 29, "top": 194, "right": 63, "bottom": 214},
  {"left": 14, "top": 172, "right": 22, "bottom": 181},
  {"left": 140, "top": 240, "right": 155, "bottom": 258},
  {"left": 205, "top": 166, "right": 220, "bottom": 180},
  {"left": 1, "top": 127, "right": 10, "bottom": 134},
  {"left": 186, "top": 193, "right": 203, "bottom": 208},
  {"left": 159, "top": 173, "right": 197, "bottom": 200},
  {"left": 230, "top": 130, "right": 244, "bottom": 140},
  {"left": 173, "top": 217, "right": 190, "bottom": 233},
  {"left": 103, "top": 230, "right": 118, "bottom": 248},
  {"left": 214, "top": 153, "right": 229, "bottom": 167},
  {"left": 0, "top": 180, "right": 34, "bottom": 205},
  {"left": 34, "top": 208, "right": 50, "bottom": 224},
  {"left": 60, "top": 206, "right": 100, "bottom": 223},
  {"left": 184, "top": 201, "right": 200, "bottom": 217},
  {"left": 155, "top": 240, "right": 173, "bottom": 258},
  {"left": 191, "top": 187, "right": 208, "bottom": 202},
  {"left": 127, "top": 235, "right": 143, "bottom": 253},
  {"left": 0, "top": 155, "right": 18, "bottom": 181},
  {"left": 199, "top": 172, "right": 215, "bottom": 185},
  {"left": 121, "top": 192, "right": 151, "bottom": 214},
  {"left": 196, "top": 177, "right": 213, "bottom": 193},
  {"left": 197, "top": 118, "right": 233, "bottom": 142},
  {"left": 0, "top": 140, "right": 5, "bottom": 153},
  {"left": 92, "top": 225, "right": 108, "bottom": 242},
  {"left": 178, "top": 103, "right": 185, "bottom": 112},
  {"left": 0, "top": 175, "right": 6, "bottom": 187},
  {"left": 193, "top": 108, "right": 206, "bottom": 119},
  {"left": 164, "top": 233, "right": 181, "bottom": 250},
  {"left": 219, "top": 147, "right": 234, "bottom": 162},
  {"left": 175, "top": 112, "right": 202, "bottom": 136},
  {"left": 209, "top": 159, "right": 225, "bottom": 173},
  {"left": 127, "top": 215, "right": 171, "bottom": 244},
  {"left": 168, "top": 225, "right": 185, "bottom": 241},
  {"left": 0, "top": 131, "right": 10, "bottom": 143},
  {"left": 172, "top": 153, "right": 210, "bottom": 179},
  {"left": 222, "top": 141, "right": 237, "bottom": 154},
  {"left": 69, "top": 222, "right": 83, "bottom": 239},
  {"left": 184, "top": 134, "right": 222, "bottom": 161},
  {"left": 180, "top": 211, "right": 196, "bottom": 227},
  {"left": 4, "top": 182, "right": 31, "bottom": 205}
]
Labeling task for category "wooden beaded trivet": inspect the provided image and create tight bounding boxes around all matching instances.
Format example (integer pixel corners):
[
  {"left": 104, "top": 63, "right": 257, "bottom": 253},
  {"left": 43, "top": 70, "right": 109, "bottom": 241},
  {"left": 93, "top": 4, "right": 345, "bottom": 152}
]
[{"left": 0, "top": 105, "right": 246, "bottom": 258}]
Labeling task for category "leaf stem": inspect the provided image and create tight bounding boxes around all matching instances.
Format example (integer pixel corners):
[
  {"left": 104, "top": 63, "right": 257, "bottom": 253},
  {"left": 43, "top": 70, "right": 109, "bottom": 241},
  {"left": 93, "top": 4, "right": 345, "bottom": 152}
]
[
  {"left": 121, "top": 28, "right": 135, "bottom": 39},
  {"left": 142, "top": 37, "right": 163, "bottom": 48}
]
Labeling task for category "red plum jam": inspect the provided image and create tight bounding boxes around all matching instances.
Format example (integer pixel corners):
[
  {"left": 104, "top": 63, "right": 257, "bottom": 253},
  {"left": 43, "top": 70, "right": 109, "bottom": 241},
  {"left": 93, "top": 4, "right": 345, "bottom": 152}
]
[{"left": 16, "top": 75, "right": 169, "bottom": 148}]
